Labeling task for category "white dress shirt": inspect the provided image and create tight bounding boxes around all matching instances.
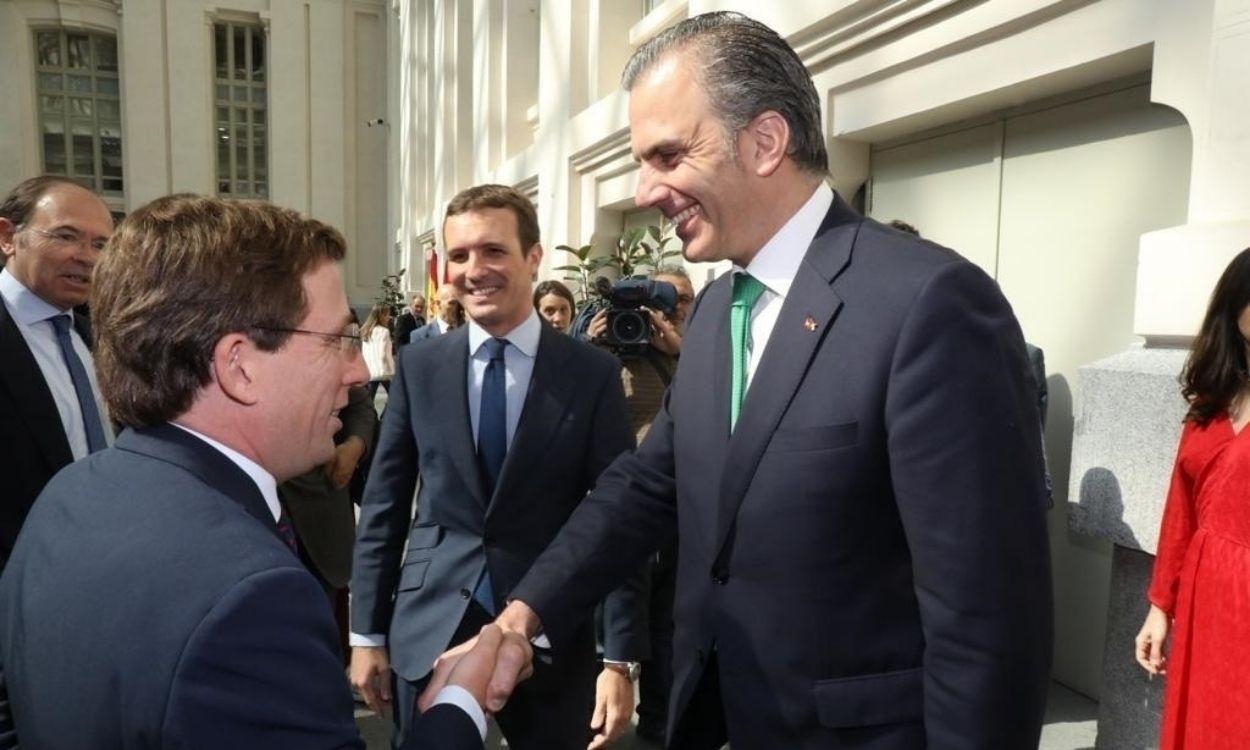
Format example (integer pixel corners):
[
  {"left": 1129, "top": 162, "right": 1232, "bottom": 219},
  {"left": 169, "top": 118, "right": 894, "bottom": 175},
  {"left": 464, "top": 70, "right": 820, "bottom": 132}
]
[
  {"left": 0, "top": 268, "right": 113, "bottom": 459},
  {"left": 466, "top": 309, "right": 540, "bottom": 447},
  {"left": 170, "top": 423, "right": 281, "bottom": 522},
  {"left": 734, "top": 182, "right": 834, "bottom": 390}
]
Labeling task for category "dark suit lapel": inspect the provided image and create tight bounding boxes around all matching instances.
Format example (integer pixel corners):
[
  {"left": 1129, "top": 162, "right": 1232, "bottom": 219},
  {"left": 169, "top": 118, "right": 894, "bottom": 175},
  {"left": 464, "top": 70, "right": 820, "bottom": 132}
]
[
  {"left": 712, "top": 197, "right": 861, "bottom": 565},
  {"left": 427, "top": 327, "right": 489, "bottom": 509},
  {"left": 487, "top": 325, "right": 575, "bottom": 519},
  {"left": 116, "top": 423, "right": 276, "bottom": 532},
  {"left": 0, "top": 304, "right": 73, "bottom": 471}
]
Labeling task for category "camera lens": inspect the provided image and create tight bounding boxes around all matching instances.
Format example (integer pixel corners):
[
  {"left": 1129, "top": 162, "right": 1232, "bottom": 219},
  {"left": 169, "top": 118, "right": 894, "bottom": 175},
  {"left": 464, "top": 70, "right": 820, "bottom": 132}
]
[{"left": 611, "top": 310, "right": 648, "bottom": 344}]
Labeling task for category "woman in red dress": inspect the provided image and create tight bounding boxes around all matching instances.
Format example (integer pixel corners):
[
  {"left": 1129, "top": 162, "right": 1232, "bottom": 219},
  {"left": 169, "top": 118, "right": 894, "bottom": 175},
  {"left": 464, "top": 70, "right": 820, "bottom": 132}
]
[{"left": 1136, "top": 247, "right": 1250, "bottom": 749}]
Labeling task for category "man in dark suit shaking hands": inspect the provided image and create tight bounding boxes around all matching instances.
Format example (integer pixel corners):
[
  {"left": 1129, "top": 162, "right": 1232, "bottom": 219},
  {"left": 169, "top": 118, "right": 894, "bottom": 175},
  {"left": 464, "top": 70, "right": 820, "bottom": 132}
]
[
  {"left": 0, "top": 176, "right": 114, "bottom": 572},
  {"left": 351, "top": 185, "right": 645, "bottom": 750},
  {"left": 432, "top": 12, "right": 1054, "bottom": 750},
  {"left": 0, "top": 194, "right": 520, "bottom": 749}
]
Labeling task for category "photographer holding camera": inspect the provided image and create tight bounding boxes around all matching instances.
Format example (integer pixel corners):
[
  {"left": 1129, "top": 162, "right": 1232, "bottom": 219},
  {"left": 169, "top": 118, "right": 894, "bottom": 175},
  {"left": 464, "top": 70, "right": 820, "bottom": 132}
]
[
  {"left": 578, "top": 266, "right": 693, "bottom": 438},
  {"left": 576, "top": 264, "right": 693, "bottom": 745}
]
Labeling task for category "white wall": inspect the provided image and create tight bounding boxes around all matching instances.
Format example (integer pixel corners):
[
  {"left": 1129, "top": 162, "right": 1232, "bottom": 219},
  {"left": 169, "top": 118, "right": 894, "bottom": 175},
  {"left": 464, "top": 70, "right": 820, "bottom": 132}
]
[{"left": 870, "top": 82, "right": 1192, "bottom": 697}]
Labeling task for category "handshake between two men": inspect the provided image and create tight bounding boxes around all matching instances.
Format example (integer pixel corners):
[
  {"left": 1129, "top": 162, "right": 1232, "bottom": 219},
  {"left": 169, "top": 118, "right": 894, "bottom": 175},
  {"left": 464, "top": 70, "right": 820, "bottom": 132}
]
[
  {"left": 354, "top": 620, "right": 535, "bottom": 721},
  {"left": 355, "top": 598, "right": 640, "bottom": 750}
]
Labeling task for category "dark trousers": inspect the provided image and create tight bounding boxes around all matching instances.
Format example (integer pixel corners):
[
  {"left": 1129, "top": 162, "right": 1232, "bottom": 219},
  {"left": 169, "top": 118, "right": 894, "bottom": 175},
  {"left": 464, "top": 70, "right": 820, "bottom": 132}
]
[
  {"left": 392, "top": 601, "right": 596, "bottom": 750},
  {"left": 670, "top": 652, "right": 728, "bottom": 750},
  {"left": 637, "top": 543, "right": 677, "bottom": 740}
]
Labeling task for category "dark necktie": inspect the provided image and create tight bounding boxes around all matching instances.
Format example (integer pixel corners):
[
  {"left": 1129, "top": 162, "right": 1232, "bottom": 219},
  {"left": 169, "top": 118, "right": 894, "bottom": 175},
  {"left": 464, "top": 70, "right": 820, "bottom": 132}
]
[
  {"left": 729, "top": 273, "right": 767, "bottom": 431},
  {"left": 473, "top": 337, "right": 508, "bottom": 614},
  {"left": 477, "top": 338, "right": 508, "bottom": 493},
  {"left": 49, "top": 314, "right": 107, "bottom": 453},
  {"left": 276, "top": 508, "right": 299, "bottom": 554}
]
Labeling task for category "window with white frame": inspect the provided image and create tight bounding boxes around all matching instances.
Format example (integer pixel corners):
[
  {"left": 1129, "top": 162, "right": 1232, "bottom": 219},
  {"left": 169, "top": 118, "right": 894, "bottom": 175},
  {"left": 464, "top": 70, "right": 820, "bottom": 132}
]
[
  {"left": 213, "top": 21, "right": 268, "bottom": 198},
  {"left": 643, "top": 0, "right": 665, "bottom": 14},
  {"left": 34, "top": 29, "right": 123, "bottom": 196}
]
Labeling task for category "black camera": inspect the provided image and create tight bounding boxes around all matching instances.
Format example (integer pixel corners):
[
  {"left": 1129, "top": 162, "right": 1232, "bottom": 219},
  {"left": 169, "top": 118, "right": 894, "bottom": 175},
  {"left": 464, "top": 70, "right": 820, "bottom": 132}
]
[{"left": 574, "top": 276, "right": 677, "bottom": 357}]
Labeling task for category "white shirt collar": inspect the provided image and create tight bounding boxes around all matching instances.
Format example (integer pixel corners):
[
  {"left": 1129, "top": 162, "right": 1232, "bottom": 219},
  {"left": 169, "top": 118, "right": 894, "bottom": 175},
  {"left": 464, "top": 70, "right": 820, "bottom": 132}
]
[
  {"left": 170, "top": 422, "right": 282, "bottom": 522},
  {"left": 0, "top": 267, "right": 68, "bottom": 323},
  {"left": 734, "top": 182, "right": 834, "bottom": 297},
  {"left": 467, "top": 308, "right": 541, "bottom": 359}
]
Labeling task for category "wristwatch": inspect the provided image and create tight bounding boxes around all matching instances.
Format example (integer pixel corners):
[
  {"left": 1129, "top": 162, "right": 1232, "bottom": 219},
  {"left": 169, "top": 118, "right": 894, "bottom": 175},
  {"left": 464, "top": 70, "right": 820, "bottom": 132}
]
[{"left": 603, "top": 659, "right": 641, "bottom": 682}]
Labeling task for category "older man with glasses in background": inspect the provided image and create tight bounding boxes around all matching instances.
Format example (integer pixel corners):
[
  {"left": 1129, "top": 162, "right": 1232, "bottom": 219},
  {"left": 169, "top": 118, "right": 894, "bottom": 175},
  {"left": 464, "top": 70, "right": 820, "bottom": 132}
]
[{"left": 0, "top": 176, "right": 114, "bottom": 573}]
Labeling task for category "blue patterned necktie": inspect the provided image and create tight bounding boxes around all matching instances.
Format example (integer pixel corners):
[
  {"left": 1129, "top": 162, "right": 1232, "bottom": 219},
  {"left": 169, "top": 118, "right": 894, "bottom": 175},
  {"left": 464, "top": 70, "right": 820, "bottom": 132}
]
[
  {"left": 49, "top": 314, "right": 107, "bottom": 453},
  {"left": 473, "top": 337, "right": 508, "bottom": 614}
]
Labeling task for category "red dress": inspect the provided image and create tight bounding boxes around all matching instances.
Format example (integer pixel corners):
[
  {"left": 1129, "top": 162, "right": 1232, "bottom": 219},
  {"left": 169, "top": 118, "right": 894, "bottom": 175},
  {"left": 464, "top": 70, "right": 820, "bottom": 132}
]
[{"left": 1148, "top": 414, "right": 1250, "bottom": 748}]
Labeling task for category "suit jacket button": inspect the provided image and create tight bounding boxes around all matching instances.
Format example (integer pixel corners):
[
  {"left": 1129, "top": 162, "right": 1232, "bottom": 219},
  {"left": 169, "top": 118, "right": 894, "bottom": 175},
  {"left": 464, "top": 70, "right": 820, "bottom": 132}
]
[
  {"left": 711, "top": 573, "right": 728, "bottom": 585},
  {"left": 459, "top": 588, "right": 471, "bottom": 599}
]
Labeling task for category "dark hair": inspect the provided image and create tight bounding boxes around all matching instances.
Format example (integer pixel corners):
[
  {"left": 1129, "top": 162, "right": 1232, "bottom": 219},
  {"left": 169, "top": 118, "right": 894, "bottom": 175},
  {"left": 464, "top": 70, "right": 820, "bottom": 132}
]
[
  {"left": 0, "top": 175, "right": 96, "bottom": 227},
  {"left": 1182, "top": 247, "right": 1250, "bottom": 425},
  {"left": 91, "top": 194, "right": 347, "bottom": 428},
  {"left": 444, "top": 184, "right": 539, "bottom": 251},
  {"left": 622, "top": 12, "right": 828, "bottom": 175},
  {"left": 533, "top": 279, "right": 576, "bottom": 312},
  {"left": 888, "top": 220, "right": 920, "bottom": 237}
]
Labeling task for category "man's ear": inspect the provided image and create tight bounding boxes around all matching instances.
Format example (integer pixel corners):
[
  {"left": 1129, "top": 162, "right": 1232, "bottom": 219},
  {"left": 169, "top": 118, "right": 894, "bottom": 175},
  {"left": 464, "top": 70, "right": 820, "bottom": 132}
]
[
  {"left": 527, "top": 243, "right": 544, "bottom": 280},
  {"left": 743, "top": 110, "right": 791, "bottom": 178},
  {"left": 210, "top": 333, "right": 263, "bottom": 406},
  {"left": 0, "top": 217, "right": 18, "bottom": 262}
]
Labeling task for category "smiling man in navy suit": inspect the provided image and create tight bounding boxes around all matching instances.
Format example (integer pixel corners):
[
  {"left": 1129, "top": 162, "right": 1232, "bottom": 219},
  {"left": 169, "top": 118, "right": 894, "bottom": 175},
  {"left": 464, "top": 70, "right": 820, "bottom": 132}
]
[
  {"left": 350, "top": 184, "right": 646, "bottom": 750},
  {"left": 430, "top": 12, "right": 1054, "bottom": 750},
  {"left": 0, "top": 194, "right": 521, "bottom": 749}
]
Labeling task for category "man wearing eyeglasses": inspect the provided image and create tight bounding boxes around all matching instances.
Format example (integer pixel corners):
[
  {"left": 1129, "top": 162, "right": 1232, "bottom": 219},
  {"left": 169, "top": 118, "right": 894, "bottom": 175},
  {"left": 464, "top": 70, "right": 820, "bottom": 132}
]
[
  {"left": 0, "top": 176, "right": 114, "bottom": 572},
  {"left": 0, "top": 194, "right": 517, "bottom": 748}
]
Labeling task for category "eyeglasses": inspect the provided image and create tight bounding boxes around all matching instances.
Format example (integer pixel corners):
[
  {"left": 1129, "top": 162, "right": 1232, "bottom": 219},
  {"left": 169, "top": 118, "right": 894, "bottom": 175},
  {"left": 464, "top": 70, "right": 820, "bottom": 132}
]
[
  {"left": 21, "top": 226, "right": 109, "bottom": 253},
  {"left": 253, "top": 323, "right": 363, "bottom": 358}
]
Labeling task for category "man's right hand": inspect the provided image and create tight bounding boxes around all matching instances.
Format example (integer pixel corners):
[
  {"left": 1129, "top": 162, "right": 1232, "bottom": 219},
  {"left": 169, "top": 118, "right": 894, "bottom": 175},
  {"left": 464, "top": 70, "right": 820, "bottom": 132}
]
[
  {"left": 587, "top": 310, "right": 608, "bottom": 341},
  {"left": 350, "top": 645, "right": 392, "bottom": 717},
  {"left": 418, "top": 601, "right": 540, "bottom": 715}
]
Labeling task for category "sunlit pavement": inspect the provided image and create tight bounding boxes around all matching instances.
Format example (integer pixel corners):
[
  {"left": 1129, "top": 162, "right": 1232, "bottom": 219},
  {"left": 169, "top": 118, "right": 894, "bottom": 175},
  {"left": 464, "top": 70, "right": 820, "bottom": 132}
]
[{"left": 356, "top": 680, "right": 1097, "bottom": 749}]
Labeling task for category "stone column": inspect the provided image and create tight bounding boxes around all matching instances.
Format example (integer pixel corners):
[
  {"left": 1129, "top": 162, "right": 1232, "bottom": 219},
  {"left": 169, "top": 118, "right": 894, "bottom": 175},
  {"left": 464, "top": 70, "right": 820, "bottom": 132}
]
[{"left": 1068, "top": 1, "right": 1250, "bottom": 746}]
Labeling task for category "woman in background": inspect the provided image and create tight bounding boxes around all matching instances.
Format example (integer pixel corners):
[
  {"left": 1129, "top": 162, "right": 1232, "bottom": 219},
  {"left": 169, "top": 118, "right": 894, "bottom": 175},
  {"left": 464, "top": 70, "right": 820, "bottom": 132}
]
[
  {"left": 360, "top": 304, "right": 394, "bottom": 398},
  {"left": 1136, "top": 247, "right": 1250, "bottom": 749},
  {"left": 533, "top": 279, "right": 576, "bottom": 333}
]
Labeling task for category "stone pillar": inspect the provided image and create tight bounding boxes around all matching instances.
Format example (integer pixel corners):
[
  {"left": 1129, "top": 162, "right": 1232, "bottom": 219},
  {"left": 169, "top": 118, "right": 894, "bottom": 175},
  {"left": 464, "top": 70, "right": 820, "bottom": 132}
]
[{"left": 1068, "top": 1, "right": 1250, "bottom": 746}]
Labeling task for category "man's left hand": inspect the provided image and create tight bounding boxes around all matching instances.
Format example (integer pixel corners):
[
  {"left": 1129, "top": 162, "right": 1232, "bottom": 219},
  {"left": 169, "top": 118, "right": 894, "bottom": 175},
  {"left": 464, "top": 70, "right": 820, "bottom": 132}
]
[
  {"left": 645, "top": 308, "right": 682, "bottom": 356},
  {"left": 325, "top": 436, "right": 366, "bottom": 489},
  {"left": 588, "top": 667, "right": 634, "bottom": 749}
]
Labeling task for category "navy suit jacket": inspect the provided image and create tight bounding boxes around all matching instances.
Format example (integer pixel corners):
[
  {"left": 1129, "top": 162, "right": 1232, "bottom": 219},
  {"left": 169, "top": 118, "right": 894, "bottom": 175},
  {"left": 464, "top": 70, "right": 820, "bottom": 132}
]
[
  {"left": 409, "top": 320, "right": 443, "bottom": 342},
  {"left": 0, "top": 301, "right": 92, "bottom": 571},
  {"left": 0, "top": 424, "right": 479, "bottom": 750},
  {"left": 514, "top": 196, "right": 1054, "bottom": 749},
  {"left": 352, "top": 322, "right": 645, "bottom": 683}
]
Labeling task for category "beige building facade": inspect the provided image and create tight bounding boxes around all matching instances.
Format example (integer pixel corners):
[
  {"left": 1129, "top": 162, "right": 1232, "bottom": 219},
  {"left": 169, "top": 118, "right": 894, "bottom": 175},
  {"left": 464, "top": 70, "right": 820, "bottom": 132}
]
[
  {"left": 0, "top": 0, "right": 394, "bottom": 304},
  {"left": 392, "top": 0, "right": 1250, "bottom": 715}
]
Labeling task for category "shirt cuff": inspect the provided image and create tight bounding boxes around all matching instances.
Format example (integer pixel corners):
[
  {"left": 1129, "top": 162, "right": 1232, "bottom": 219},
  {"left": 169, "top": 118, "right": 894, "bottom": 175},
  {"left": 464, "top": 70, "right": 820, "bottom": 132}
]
[
  {"left": 430, "top": 685, "right": 487, "bottom": 740},
  {"left": 532, "top": 633, "right": 551, "bottom": 650},
  {"left": 349, "top": 632, "right": 387, "bottom": 648}
]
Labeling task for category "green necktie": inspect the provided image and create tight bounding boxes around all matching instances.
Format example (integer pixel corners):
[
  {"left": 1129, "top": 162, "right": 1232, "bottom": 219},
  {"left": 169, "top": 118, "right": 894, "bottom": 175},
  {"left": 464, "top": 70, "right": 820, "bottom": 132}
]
[{"left": 730, "top": 272, "right": 767, "bottom": 430}]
